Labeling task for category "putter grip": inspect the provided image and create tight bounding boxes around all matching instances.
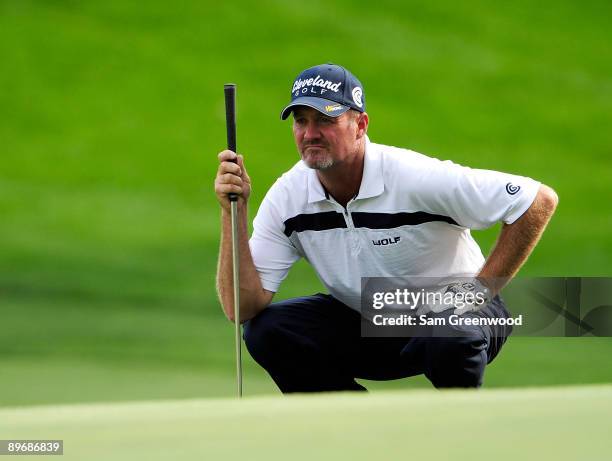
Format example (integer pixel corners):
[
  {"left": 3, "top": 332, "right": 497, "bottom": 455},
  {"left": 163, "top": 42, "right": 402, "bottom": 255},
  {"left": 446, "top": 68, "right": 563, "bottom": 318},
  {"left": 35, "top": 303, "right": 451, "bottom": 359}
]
[{"left": 224, "top": 84, "right": 238, "bottom": 202}]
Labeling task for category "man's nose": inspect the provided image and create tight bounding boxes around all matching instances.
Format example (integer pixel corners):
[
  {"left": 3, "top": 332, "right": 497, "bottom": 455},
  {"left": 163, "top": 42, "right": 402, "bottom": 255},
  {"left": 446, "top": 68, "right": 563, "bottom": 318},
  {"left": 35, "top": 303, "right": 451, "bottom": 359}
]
[{"left": 303, "top": 121, "right": 321, "bottom": 140}]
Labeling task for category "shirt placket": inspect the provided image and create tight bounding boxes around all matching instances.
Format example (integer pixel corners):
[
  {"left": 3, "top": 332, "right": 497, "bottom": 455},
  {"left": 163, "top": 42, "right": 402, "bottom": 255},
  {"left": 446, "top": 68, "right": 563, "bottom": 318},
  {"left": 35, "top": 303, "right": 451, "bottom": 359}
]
[
  {"left": 344, "top": 201, "right": 361, "bottom": 254},
  {"left": 325, "top": 196, "right": 361, "bottom": 254}
]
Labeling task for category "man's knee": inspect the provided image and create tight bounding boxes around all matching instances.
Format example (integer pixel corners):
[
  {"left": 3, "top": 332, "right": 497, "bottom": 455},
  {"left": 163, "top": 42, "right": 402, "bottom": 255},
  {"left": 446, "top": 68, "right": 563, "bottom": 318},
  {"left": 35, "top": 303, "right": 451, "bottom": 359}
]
[
  {"left": 424, "top": 333, "right": 488, "bottom": 388},
  {"left": 243, "top": 310, "right": 284, "bottom": 365}
]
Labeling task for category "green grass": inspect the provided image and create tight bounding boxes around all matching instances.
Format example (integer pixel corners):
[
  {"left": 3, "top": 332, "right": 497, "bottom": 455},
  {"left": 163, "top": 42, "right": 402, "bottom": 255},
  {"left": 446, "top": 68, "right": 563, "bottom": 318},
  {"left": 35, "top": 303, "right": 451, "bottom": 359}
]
[
  {"left": 1, "top": 0, "right": 611, "bottom": 407},
  {"left": 1, "top": 385, "right": 611, "bottom": 460}
]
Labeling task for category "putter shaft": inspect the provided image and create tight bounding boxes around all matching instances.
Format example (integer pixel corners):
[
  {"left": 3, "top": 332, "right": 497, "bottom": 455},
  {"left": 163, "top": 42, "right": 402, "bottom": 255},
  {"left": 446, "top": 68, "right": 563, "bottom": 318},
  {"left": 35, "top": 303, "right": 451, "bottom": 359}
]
[{"left": 230, "top": 200, "right": 242, "bottom": 397}]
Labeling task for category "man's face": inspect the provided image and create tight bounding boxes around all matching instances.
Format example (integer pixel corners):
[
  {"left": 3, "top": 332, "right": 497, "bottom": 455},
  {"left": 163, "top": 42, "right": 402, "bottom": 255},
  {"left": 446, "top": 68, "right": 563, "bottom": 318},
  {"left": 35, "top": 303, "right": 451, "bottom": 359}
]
[{"left": 292, "top": 107, "right": 361, "bottom": 170}]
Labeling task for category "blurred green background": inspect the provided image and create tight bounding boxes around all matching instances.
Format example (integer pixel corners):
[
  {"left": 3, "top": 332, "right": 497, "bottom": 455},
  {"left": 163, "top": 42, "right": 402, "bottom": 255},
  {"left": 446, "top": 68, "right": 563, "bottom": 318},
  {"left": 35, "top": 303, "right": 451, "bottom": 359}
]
[{"left": 1, "top": 0, "right": 611, "bottom": 407}]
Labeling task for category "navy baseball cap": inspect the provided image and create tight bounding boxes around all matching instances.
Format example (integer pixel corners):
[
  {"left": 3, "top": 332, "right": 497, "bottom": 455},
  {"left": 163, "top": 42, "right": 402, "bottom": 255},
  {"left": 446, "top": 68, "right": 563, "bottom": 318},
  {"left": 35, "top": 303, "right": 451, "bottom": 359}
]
[{"left": 280, "top": 63, "right": 366, "bottom": 120}]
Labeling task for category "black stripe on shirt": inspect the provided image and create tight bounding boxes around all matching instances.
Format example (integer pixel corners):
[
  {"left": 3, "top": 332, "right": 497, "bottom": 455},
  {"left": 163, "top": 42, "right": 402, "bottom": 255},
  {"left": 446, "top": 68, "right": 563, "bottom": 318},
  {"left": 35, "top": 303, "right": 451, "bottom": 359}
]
[
  {"left": 283, "top": 211, "right": 347, "bottom": 236},
  {"left": 352, "top": 212, "right": 459, "bottom": 229},
  {"left": 282, "top": 210, "right": 458, "bottom": 236}
]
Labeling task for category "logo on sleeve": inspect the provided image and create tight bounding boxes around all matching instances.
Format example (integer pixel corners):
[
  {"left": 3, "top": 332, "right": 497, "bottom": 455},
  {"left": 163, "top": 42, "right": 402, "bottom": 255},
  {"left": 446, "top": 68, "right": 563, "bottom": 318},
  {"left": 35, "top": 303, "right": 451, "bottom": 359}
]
[{"left": 505, "top": 183, "right": 520, "bottom": 195}]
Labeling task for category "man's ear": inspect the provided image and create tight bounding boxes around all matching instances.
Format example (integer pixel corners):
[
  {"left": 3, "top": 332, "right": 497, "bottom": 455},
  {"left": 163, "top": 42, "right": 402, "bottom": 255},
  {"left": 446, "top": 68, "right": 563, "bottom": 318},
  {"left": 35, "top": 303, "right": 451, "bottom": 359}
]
[{"left": 356, "top": 112, "right": 369, "bottom": 139}]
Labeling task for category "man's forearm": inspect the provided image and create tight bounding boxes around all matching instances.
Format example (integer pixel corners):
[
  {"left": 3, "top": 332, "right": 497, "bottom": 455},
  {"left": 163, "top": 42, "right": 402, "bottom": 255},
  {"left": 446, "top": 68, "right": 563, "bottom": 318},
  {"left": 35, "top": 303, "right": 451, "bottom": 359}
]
[
  {"left": 216, "top": 205, "right": 271, "bottom": 323},
  {"left": 478, "top": 184, "right": 559, "bottom": 293}
]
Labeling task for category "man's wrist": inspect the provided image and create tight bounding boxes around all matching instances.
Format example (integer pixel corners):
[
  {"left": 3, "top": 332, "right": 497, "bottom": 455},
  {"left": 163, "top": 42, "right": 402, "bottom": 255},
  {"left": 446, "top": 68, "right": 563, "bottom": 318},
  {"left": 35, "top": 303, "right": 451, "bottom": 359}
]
[{"left": 475, "top": 275, "right": 511, "bottom": 298}]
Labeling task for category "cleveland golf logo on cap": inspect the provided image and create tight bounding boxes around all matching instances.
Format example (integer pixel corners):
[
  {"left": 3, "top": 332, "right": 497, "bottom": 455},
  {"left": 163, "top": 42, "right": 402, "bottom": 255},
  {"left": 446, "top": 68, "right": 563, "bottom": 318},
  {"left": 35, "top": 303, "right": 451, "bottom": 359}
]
[{"left": 292, "top": 75, "right": 343, "bottom": 96}]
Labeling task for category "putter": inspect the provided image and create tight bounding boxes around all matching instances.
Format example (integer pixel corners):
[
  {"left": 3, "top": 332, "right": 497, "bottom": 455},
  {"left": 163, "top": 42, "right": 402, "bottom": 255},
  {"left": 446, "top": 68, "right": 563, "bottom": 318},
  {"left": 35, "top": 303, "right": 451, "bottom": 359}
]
[{"left": 224, "top": 83, "right": 242, "bottom": 398}]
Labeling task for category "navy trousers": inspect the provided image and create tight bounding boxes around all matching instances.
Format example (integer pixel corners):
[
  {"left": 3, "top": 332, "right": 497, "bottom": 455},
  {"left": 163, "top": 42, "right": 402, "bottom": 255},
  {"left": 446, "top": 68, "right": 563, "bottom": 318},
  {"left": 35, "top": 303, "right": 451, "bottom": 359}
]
[{"left": 243, "top": 293, "right": 512, "bottom": 393}]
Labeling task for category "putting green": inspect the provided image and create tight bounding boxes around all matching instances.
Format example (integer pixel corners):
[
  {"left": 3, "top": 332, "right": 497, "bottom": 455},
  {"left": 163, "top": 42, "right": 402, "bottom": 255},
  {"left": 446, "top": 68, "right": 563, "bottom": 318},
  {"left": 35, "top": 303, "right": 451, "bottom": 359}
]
[{"left": 1, "top": 385, "right": 610, "bottom": 460}]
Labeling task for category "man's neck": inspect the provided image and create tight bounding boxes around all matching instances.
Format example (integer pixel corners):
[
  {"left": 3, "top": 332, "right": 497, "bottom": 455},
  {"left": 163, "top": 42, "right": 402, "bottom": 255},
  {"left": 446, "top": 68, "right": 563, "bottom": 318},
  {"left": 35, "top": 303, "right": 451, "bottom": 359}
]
[{"left": 316, "top": 141, "right": 366, "bottom": 208}]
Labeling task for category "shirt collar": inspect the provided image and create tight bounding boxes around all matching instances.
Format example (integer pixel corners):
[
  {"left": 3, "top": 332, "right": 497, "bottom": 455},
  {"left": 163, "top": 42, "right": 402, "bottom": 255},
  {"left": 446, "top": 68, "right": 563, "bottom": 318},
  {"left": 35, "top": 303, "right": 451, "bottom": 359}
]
[
  {"left": 307, "top": 166, "right": 328, "bottom": 203},
  {"left": 356, "top": 136, "right": 384, "bottom": 200},
  {"left": 306, "top": 135, "right": 385, "bottom": 204}
]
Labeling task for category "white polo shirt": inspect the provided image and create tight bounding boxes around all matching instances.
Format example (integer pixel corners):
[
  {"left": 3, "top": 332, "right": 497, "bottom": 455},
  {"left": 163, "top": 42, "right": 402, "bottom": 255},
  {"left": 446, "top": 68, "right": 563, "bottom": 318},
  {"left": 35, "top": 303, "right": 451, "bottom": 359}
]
[{"left": 249, "top": 137, "right": 540, "bottom": 310}]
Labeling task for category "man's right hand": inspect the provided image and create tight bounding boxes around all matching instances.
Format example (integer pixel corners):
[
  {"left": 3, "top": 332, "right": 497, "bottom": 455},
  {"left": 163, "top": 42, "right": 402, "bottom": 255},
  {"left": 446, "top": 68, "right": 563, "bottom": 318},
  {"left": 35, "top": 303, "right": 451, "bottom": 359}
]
[{"left": 215, "top": 150, "right": 251, "bottom": 212}]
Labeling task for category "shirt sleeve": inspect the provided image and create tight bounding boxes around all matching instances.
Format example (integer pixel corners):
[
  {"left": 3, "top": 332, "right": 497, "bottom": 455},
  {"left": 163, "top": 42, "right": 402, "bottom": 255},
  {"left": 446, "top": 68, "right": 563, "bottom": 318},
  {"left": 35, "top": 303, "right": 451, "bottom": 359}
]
[
  {"left": 249, "top": 192, "right": 301, "bottom": 293},
  {"left": 412, "top": 159, "right": 541, "bottom": 229}
]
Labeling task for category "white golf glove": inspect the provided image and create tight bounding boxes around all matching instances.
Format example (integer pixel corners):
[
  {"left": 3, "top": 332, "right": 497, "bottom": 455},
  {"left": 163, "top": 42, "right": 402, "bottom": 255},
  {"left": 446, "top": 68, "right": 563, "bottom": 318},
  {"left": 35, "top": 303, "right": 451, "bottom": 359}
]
[
  {"left": 415, "top": 279, "right": 492, "bottom": 316},
  {"left": 448, "top": 280, "right": 492, "bottom": 315}
]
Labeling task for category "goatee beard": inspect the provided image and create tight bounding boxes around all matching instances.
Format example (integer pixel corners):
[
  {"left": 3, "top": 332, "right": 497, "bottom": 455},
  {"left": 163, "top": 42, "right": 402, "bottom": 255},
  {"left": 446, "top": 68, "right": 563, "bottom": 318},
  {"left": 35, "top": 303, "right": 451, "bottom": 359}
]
[{"left": 304, "top": 157, "right": 334, "bottom": 170}]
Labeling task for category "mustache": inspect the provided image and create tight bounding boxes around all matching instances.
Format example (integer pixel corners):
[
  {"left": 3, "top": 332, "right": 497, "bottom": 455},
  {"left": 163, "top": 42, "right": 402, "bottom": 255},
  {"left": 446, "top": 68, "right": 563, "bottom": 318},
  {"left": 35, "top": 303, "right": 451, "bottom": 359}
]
[{"left": 302, "top": 140, "right": 328, "bottom": 147}]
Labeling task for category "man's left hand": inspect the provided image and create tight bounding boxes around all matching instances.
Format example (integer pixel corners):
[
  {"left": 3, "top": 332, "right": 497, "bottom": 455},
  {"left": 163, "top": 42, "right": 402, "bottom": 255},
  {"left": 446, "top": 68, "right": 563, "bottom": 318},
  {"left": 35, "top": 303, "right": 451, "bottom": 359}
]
[{"left": 447, "top": 280, "right": 492, "bottom": 315}]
